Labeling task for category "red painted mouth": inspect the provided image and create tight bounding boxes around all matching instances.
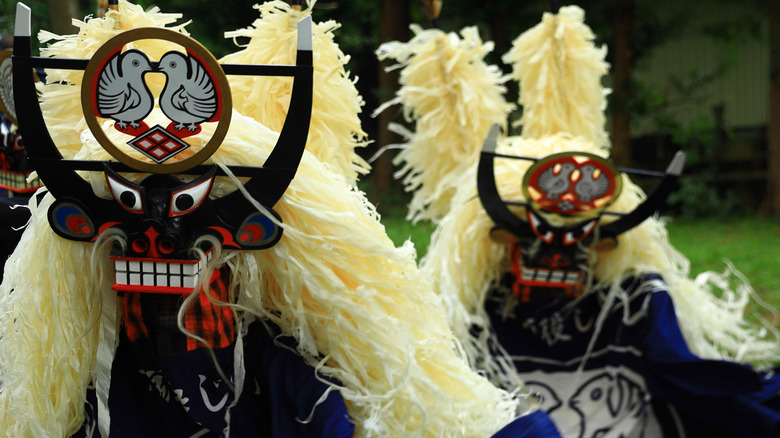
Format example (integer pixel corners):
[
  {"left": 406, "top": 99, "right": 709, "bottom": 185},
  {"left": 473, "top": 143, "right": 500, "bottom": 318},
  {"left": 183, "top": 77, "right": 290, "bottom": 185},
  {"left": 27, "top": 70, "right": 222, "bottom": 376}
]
[
  {"left": 516, "top": 265, "right": 583, "bottom": 289},
  {"left": 0, "top": 169, "right": 41, "bottom": 193}
]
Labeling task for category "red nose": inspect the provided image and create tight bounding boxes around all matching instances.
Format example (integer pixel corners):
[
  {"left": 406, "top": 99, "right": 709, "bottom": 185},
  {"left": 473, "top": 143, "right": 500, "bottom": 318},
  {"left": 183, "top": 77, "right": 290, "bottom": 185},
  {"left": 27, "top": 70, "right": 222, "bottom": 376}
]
[
  {"left": 130, "top": 225, "right": 178, "bottom": 258},
  {"left": 541, "top": 254, "right": 569, "bottom": 268}
]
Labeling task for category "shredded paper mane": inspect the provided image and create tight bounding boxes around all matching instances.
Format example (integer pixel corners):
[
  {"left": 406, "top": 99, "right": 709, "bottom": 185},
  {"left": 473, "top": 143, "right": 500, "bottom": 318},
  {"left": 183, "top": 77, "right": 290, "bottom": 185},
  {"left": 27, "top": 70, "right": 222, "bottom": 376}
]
[
  {"left": 221, "top": 0, "right": 369, "bottom": 184},
  {"left": 376, "top": 24, "right": 513, "bottom": 222},
  {"left": 502, "top": 5, "right": 609, "bottom": 146}
]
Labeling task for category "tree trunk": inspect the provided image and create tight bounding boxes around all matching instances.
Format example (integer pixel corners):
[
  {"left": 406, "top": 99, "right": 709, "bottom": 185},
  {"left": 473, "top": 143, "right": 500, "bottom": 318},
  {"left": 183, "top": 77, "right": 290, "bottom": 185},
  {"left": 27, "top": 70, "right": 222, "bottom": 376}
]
[
  {"left": 374, "top": 0, "right": 410, "bottom": 191},
  {"left": 610, "top": 0, "right": 634, "bottom": 167},
  {"left": 762, "top": 0, "right": 780, "bottom": 215},
  {"left": 47, "top": 0, "right": 80, "bottom": 34}
]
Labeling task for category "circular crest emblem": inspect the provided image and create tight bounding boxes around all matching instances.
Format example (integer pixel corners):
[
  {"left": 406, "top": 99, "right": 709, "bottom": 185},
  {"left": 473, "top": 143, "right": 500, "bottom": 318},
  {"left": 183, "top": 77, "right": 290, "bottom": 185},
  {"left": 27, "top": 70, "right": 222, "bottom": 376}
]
[
  {"left": 523, "top": 152, "right": 622, "bottom": 216},
  {"left": 81, "top": 28, "right": 232, "bottom": 174},
  {"left": 0, "top": 50, "right": 17, "bottom": 126}
]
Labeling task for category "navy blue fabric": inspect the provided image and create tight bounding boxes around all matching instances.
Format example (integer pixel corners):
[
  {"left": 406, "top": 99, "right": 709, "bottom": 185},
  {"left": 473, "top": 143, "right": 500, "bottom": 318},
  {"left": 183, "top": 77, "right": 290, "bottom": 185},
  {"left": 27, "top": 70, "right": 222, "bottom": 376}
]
[
  {"left": 486, "top": 275, "right": 780, "bottom": 437},
  {"left": 246, "top": 324, "right": 355, "bottom": 438},
  {"left": 491, "top": 411, "right": 562, "bottom": 438},
  {"left": 642, "top": 291, "right": 780, "bottom": 437},
  {"left": 73, "top": 321, "right": 354, "bottom": 437}
]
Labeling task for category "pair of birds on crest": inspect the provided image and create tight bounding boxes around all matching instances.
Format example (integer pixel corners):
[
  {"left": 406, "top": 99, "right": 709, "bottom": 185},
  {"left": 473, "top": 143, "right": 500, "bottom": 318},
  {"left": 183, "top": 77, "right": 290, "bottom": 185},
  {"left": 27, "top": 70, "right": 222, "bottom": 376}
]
[
  {"left": 96, "top": 49, "right": 218, "bottom": 135},
  {"left": 537, "top": 162, "right": 610, "bottom": 203}
]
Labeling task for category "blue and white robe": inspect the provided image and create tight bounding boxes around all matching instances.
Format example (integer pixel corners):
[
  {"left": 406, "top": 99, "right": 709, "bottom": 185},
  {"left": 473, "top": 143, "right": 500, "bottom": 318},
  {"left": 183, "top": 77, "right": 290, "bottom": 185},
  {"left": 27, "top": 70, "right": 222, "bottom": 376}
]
[{"left": 486, "top": 274, "right": 780, "bottom": 437}]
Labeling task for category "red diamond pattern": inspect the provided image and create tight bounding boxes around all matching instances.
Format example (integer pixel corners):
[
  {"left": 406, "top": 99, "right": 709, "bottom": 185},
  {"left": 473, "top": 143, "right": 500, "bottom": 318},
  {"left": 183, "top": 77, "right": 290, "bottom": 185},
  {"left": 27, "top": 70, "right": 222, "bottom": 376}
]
[{"left": 128, "top": 125, "right": 190, "bottom": 163}]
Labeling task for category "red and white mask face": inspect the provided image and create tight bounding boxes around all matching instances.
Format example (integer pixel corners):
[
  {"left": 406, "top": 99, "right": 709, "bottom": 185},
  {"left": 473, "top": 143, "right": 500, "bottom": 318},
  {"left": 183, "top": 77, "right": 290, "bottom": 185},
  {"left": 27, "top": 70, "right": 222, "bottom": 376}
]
[
  {"left": 0, "top": 112, "right": 41, "bottom": 194},
  {"left": 98, "top": 169, "right": 282, "bottom": 294},
  {"left": 104, "top": 170, "right": 216, "bottom": 294},
  {"left": 45, "top": 167, "right": 283, "bottom": 294},
  {"left": 501, "top": 210, "right": 600, "bottom": 301},
  {"left": 478, "top": 125, "right": 686, "bottom": 300}
]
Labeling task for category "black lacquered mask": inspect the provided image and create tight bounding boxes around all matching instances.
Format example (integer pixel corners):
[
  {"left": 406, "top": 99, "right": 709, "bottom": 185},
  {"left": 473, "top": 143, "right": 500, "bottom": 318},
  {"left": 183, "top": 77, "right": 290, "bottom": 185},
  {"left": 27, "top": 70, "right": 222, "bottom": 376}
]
[
  {"left": 13, "top": 3, "right": 313, "bottom": 293},
  {"left": 477, "top": 124, "right": 685, "bottom": 300}
]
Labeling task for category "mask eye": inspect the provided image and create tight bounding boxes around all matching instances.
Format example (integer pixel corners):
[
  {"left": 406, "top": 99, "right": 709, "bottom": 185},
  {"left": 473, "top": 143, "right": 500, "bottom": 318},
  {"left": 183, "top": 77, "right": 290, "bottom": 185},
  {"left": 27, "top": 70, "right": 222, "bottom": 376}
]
[
  {"left": 106, "top": 171, "right": 144, "bottom": 214},
  {"left": 169, "top": 170, "right": 215, "bottom": 217},
  {"left": 563, "top": 219, "right": 598, "bottom": 245},
  {"left": 527, "top": 211, "right": 555, "bottom": 244},
  {"left": 13, "top": 135, "right": 24, "bottom": 151}
]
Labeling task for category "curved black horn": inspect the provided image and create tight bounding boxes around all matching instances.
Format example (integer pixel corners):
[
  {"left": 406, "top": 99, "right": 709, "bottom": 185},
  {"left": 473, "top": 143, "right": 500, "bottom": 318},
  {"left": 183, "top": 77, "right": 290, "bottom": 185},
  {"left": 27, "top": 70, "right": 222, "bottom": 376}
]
[
  {"left": 213, "top": 15, "right": 313, "bottom": 218},
  {"left": 600, "top": 151, "right": 686, "bottom": 238},
  {"left": 476, "top": 123, "right": 533, "bottom": 236},
  {"left": 13, "top": 3, "right": 114, "bottom": 214}
]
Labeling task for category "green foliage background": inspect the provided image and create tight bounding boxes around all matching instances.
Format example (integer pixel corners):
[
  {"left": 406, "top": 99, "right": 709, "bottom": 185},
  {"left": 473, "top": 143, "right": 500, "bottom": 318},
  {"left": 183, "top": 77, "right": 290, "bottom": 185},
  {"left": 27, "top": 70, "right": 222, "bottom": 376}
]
[{"left": 1, "top": 0, "right": 771, "bottom": 217}]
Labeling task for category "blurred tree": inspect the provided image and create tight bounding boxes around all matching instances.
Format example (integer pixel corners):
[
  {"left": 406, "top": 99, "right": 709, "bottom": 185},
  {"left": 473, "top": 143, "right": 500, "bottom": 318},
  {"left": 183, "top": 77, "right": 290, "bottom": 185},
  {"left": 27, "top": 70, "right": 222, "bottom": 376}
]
[
  {"left": 134, "top": 0, "right": 258, "bottom": 58},
  {"left": 763, "top": 0, "right": 780, "bottom": 215},
  {"left": 1, "top": 0, "right": 93, "bottom": 54},
  {"left": 372, "top": 0, "right": 410, "bottom": 191},
  {"left": 47, "top": 0, "right": 80, "bottom": 34},
  {"left": 611, "top": 0, "right": 634, "bottom": 167}
]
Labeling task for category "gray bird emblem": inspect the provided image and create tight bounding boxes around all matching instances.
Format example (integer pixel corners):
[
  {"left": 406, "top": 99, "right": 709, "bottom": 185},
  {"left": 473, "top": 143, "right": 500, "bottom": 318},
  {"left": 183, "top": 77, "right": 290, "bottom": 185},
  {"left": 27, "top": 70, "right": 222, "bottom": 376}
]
[
  {"left": 157, "top": 51, "right": 218, "bottom": 133},
  {"left": 95, "top": 49, "right": 154, "bottom": 131},
  {"left": 0, "top": 52, "right": 16, "bottom": 124},
  {"left": 574, "top": 164, "right": 609, "bottom": 202},
  {"left": 538, "top": 163, "right": 576, "bottom": 199}
]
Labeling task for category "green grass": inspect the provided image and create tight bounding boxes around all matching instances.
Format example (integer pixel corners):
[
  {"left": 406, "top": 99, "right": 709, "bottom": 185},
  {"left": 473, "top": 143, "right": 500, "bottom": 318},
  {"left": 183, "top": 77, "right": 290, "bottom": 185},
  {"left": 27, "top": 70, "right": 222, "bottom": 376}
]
[
  {"left": 378, "top": 206, "right": 780, "bottom": 324},
  {"left": 666, "top": 217, "right": 780, "bottom": 323},
  {"left": 360, "top": 182, "right": 436, "bottom": 257},
  {"left": 378, "top": 204, "right": 435, "bottom": 258},
  {"left": 665, "top": 217, "right": 780, "bottom": 296}
]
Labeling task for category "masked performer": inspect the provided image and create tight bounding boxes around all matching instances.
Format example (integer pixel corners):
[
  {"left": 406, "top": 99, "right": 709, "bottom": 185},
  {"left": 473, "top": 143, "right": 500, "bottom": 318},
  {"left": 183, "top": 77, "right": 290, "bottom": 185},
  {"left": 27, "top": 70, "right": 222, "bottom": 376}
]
[
  {"left": 0, "top": 50, "right": 42, "bottom": 197},
  {"left": 0, "top": 1, "right": 559, "bottom": 437},
  {"left": 0, "top": 44, "right": 43, "bottom": 279},
  {"left": 0, "top": 113, "right": 31, "bottom": 278},
  {"left": 385, "top": 5, "right": 780, "bottom": 437}
]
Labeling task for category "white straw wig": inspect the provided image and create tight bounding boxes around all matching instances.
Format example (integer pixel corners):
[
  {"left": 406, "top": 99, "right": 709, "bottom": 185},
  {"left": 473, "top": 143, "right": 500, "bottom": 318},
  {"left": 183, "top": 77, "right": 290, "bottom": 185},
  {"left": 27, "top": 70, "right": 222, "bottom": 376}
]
[
  {"left": 375, "top": 24, "right": 514, "bottom": 223},
  {"left": 221, "top": 0, "right": 369, "bottom": 183}
]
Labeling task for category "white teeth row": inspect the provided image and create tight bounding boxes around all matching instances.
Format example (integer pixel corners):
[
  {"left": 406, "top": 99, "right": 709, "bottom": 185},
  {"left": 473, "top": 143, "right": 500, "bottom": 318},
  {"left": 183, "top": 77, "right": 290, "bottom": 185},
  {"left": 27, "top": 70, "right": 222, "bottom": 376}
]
[
  {"left": 521, "top": 267, "right": 581, "bottom": 284},
  {"left": 0, "top": 171, "right": 40, "bottom": 189},
  {"left": 113, "top": 252, "right": 212, "bottom": 289},
  {"left": 115, "top": 269, "right": 199, "bottom": 288}
]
